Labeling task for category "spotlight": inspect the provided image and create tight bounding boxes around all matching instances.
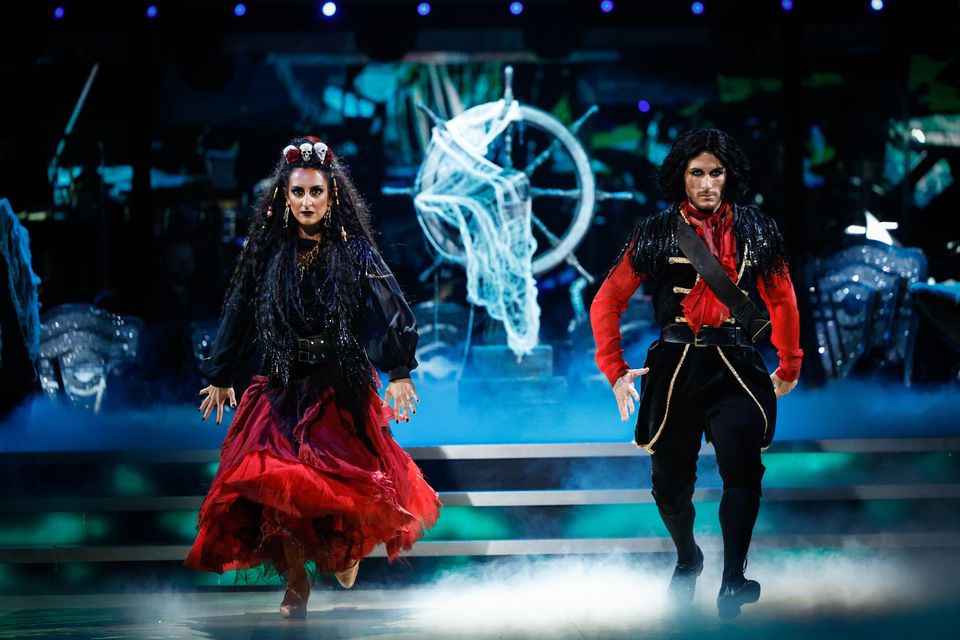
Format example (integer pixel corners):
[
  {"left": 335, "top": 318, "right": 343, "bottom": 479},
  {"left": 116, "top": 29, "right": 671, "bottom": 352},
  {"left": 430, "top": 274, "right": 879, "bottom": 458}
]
[
  {"left": 417, "top": 2, "right": 431, "bottom": 16},
  {"left": 234, "top": 3, "right": 247, "bottom": 17},
  {"left": 53, "top": 6, "right": 65, "bottom": 19},
  {"left": 781, "top": 0, "right": 794, "bottom": 10},
  {"left": 691, "top": 2, "right": 705, "bottom": 15},
  {"left": 509, "top": 2, "right": 524, "bottom": 16},
  {"left": 637, "top": 100, "right": 651, "bottom": 113},
  {"left": 322, "top": 1, "right": 338, "bottom": 17},
  {"left": 870, "top": 0, "right": 884, "bottom": 10},
  {"left": 146, "top": 5, "right": 158, "bottom": 19},
  {"left": 600, "top": 0, "right": 614, "bottom": 13}
]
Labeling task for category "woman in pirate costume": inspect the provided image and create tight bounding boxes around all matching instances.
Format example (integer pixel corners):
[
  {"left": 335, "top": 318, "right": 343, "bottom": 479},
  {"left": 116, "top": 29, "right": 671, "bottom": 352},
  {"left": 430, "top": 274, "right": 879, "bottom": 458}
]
[
  {"left": 186, "top": 136, "right": 440, "bottom": 618},
  {"left": 590, "top": 129, "right": 802, "bottom": 618}
]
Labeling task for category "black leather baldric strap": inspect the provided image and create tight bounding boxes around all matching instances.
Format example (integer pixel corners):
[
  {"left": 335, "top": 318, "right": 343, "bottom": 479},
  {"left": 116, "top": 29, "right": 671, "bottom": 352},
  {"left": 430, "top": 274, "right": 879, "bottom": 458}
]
[{"left": 674, "top": 216, "right": 771, "bottom": 342}]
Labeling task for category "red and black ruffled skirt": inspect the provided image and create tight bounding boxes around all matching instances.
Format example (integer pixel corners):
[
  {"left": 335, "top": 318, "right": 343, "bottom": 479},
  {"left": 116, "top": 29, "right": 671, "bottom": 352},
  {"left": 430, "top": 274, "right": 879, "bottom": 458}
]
[{"left": 185, "top": 366, "right": 440, "bottom": 576}]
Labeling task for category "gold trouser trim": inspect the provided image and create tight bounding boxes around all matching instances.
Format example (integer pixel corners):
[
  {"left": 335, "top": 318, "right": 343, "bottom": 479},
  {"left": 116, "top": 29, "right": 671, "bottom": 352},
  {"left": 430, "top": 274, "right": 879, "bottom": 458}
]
[
  {"left": 675, "top": 316, "right": 736, "bottom": 325},
  {"left": 644, "top": 344, "right": 691, "bottom": 455},
  {"left": 673, "top": 286, "right": 692, "bottom": 294},
  {"left": 668, "top": 256, "right": 691, "bottom": 264},
  {"left": 715, "top": 345, "right": 769, "bottom": 445}
]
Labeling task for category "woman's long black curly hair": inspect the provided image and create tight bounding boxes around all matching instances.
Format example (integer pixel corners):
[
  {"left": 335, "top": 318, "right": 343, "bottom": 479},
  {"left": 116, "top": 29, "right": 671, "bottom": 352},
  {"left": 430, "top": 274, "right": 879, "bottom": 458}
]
[
  {"left": 657, "top": 128, "right": 751, "bottom": 204},
  {"left": 224, "top": 136, "right": 379, "bottom": 387}
]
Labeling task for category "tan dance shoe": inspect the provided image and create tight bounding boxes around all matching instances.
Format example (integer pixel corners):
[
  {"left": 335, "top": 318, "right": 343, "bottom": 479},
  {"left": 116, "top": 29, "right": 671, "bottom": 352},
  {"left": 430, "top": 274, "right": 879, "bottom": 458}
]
[{"left": 335, "top": 561, "right": 360, "bottom": 589}]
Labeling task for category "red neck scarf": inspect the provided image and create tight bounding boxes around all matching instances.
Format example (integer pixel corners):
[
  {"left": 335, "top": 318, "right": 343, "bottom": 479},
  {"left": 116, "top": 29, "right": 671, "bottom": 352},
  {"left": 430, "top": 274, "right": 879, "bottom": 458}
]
[{"left": 678, "top": 200, "right": 738, "bottom": 333}]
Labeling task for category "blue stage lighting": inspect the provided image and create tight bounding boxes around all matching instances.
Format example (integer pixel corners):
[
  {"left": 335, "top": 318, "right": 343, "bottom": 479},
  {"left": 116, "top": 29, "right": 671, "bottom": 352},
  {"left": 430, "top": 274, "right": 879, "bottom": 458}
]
[
  {"left": 510, "top": 2, "right": 524, "bottom": 16},
  {"left": 600, "top": 1, "right": 614, "bottom": 13},
  {"left": 417, "top": 2, "right": 431, "bottom": 16},
  {"left": 781, "top": 0, "right": 794, "bottom": 10},
  {"left": 234, "top": 3, "right": 247, "bottom": 17},
  {"left": 870, "top": 0, "right": 884, "bottom": 10},
  {"left": 322, "top": 2, "right": 338, "bottom": 17},
  {"left": 146, "top": 5, "right": 158, "bottom": 19},
  {"left": 53, "top": 6, "right": 65, "bottom": 19},
  {"left": 637, "top": 100, "right": 651, "bottom": 113},
  {"left": 691, "top": 2, "right": 705, "bottom": 15}
]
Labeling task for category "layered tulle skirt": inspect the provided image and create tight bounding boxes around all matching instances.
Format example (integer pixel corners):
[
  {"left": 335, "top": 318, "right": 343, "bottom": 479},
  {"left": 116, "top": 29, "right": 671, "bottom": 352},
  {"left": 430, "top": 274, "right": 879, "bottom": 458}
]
[{"left": 185, "top": 367, "right": 440, "bottom": 576}]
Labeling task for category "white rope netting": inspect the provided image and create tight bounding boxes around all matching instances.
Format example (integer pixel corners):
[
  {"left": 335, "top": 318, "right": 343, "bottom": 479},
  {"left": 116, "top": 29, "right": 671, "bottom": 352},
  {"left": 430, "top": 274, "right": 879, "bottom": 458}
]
[{"left": 414, "top": 100, "right": 540, "bottom": 356}]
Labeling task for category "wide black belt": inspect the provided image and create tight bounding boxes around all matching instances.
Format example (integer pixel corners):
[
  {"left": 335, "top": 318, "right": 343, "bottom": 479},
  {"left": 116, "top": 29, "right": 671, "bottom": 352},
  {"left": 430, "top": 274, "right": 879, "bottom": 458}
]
[
  {"left": 297, "top": 335, "right": 335, "bottom": 364},
  {"left": 661, "top": 324, "right": 753, "bottom": 348}
]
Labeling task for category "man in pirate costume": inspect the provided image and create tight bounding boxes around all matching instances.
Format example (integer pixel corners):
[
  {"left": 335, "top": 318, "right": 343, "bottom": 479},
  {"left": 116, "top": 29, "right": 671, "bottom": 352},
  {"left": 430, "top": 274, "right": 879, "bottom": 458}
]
[{"left": 590, "top": 129, "right": 801, "bottom": 618}]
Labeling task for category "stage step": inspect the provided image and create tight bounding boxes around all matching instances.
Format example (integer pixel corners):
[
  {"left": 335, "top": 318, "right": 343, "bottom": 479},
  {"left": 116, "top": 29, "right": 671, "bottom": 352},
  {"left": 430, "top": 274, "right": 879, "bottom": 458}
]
[
  {"left": 4, "top": 483, "right": 960, "bottom": 513},
  {"left": 466, "top": 345, "right": 555, "bottom": 378},
  {"left": 3, "top": 531, "right": 960, "bottom": 565},
  {"left": 2, "top": 440, "right": 959, "bottom": 497},
  {"left": 1, "top": 438, "right": 958, "bottom": 593},
  {"left": 460, "top": 345, "right": 568, "bottom": 407}
]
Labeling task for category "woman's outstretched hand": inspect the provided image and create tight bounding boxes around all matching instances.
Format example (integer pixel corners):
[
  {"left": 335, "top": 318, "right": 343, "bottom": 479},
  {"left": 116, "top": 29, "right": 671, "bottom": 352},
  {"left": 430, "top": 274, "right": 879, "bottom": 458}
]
[
  {"left": 383, "top": 378, "right": 419, "bottom": 423},
  {"left": 613, "top": 368, "right": 649, "bottom": 422},
  {"left": 199, "top": 385, "right": 237, "bottom": 425}
]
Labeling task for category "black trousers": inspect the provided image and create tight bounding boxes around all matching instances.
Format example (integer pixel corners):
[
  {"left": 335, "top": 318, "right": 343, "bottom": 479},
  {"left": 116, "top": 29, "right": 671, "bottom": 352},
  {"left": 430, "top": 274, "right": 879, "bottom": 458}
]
[{"left": 649, "top": 347, "right": 766, "bottom": 514}]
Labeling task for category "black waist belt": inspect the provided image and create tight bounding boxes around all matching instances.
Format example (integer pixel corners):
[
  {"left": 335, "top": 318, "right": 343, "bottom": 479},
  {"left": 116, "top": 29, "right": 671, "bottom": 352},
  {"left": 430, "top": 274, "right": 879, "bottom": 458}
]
[
  {"left": 661, "top": 324, "right": 753, "bottom": 348},
  {"left": 297, "top": 335, "right": 335, "bottom": 364}
]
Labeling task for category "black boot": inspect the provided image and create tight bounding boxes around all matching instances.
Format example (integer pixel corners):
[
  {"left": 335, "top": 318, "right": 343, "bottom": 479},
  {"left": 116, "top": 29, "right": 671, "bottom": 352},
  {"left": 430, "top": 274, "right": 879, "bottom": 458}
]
[
  {"left": 669, "top": 545, "right": 704, "bottom": 605},
  {"left": 659, "top": 502, "right": 701, "bottom": 604},
  {"left": 717, "top": 487, "right": 761, "bottom": 619}
]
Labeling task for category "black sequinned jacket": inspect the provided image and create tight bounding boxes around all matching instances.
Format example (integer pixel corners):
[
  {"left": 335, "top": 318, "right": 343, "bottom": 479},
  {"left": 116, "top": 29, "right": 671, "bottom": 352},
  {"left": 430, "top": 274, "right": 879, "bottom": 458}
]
[{"left": 205, "top": 236, "right": 418, "bottom": 390}]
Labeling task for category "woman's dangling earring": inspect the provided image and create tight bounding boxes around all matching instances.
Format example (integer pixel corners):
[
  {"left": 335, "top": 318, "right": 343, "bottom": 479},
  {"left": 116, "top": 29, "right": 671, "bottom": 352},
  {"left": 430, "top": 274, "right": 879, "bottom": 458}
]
[
  {"left": 266, "top": 186, "right": 278, "bottom": 218},
  {"left": 324, "top": 205, "right": 332, "bottom": 229},
  {"left": 283, "top": 203, "right": 290, "bottom": 228},
  {"left": 330, "top": 176, "right": 345, "bottom": 241}
]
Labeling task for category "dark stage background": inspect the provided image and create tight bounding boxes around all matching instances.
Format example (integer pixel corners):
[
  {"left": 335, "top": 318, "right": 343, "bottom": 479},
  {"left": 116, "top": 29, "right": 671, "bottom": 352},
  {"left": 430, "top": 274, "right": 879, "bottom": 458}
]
[{"left": 2, "top": 1, "right": 959, "bottom": 401}]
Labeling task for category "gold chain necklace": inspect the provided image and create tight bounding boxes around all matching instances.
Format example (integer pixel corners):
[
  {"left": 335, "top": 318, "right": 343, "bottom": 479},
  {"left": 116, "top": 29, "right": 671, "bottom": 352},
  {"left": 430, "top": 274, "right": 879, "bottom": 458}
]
[{"left": 297, "top": 241, "right": 323, "bottom": 270}]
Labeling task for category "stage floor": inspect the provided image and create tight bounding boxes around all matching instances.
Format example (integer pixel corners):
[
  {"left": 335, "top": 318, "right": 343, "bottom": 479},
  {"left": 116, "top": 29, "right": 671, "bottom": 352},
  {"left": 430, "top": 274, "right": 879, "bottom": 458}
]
[{"left": 2, "top": 549, "right": 959, "bottom": 640}]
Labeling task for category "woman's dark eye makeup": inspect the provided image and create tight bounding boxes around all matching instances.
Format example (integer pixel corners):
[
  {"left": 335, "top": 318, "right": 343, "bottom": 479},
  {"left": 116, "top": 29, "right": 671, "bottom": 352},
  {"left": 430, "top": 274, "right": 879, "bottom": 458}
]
[{"left": 290, "top": 186, "right": 324, "bottom": 197}]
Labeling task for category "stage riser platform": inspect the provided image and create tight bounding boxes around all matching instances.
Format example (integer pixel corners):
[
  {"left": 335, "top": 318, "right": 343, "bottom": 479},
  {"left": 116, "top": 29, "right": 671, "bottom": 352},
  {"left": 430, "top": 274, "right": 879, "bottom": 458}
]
[
  {"left": 2, "top": 445, "right": 958, "bottom": 496},
  {"left": 1, "top": 439, "right": 958, "bottom": 593}
]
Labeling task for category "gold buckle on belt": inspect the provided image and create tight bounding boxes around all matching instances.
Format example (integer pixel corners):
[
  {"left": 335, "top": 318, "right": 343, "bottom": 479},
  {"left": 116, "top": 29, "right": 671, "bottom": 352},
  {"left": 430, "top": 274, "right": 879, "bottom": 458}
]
[{"left": 693, "top": 331, "right": 707, "bottom": 347}]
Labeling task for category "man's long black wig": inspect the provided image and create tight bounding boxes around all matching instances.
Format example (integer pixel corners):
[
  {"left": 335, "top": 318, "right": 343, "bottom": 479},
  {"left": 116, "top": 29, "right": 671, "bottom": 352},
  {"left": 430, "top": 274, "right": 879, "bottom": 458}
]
[{"left": 615, "top": 129, "right": 788, "bottom": 282}]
